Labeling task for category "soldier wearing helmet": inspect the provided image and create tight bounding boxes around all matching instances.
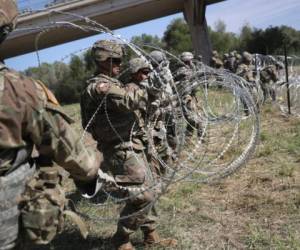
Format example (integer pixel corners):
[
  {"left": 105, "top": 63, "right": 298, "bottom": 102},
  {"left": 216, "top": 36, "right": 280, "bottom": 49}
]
[
  {"left": 129, "top": 57, "right": 151, "bottom": 84},
  {"left": 174, "top": 52, "right": 203, "bottom": 141},
  {"left": 127, "top": 57, "right": 171, "bottom": 174},
  {"left": 242, "top": 51, "right": 253, "bottom": 64},
  {"left": 0, "top": 1, "right": 103, "bottom": 249},
  {"left": 81, "top": 44, "right": 168, "bottom": 250},
  {"left": 90, "top": 40, "right": 124, "bottom": 76},
  {"left": 175, "top": 51, "right": 197, "bottom": 82},
  {"left": 149, "top": 50, "right": 166, "bottom": 68},
  {"left": 148, "top": 50, "right": 173, "bottom": 95},
  {"left": 236, "top": 51, "right": 255, "bottom": 83},
  {"left": 210, "top": 50, "right": 224, "bottom": 69},
  {"left": 180, "top": 51, "right": 194, "bottom": 62},
  {"left": 148, "top": 50, "right": 178, "bottom": 156},
  {"left": 224, "top": 51, "right": 240, "bottom": 72},
  {"left": 259, "top": 57, "right": 282, "bottom": 102}
]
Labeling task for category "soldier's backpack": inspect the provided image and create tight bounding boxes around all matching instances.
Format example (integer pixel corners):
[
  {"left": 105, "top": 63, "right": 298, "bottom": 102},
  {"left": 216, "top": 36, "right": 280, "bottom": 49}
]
[{"left": 20, "top": 167, "right": 88, "bottom": 245}]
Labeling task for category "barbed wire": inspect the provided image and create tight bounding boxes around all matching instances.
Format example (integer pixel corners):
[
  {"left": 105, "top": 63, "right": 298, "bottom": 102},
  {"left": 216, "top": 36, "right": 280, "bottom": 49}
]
[{"left": 12, "top": 9, "right": 261, "bottom": 225}]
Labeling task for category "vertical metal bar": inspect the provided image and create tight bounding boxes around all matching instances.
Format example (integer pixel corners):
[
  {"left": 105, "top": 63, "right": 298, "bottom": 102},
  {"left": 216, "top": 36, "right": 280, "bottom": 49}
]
[
  {"left": 284, "top": 44, "right": 291, "bottom": 114},
  {"left": 254, "top": 53, "right": 258, "bottom": 78}
]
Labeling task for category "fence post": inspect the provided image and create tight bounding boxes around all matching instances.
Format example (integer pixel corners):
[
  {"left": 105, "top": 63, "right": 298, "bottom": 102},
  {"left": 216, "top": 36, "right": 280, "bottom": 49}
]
[{"left": 284, "top": 44, "right": 291, "bottom": 114}]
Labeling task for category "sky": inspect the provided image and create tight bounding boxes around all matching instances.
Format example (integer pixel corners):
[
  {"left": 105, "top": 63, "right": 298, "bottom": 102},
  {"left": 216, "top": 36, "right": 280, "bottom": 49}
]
[{"left": 5, "top": 0, "right": 300, "bottom": 71}]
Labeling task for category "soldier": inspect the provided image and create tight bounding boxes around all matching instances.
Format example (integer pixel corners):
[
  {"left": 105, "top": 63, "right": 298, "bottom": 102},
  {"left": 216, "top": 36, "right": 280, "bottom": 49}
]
[
  {"left": 223, "top": 53, "right": 229, "bottom": 68},
  {"left": 175, "top": 51, "right": 196, "bottom": 82},
  {"left": 127, "top": 57, "right": 171, "bottom": 177},
  {"left": 175, "top": 52, "right": 203, "bottom": 141},
  {"left": 0, "top": 1, "right": 102, "bottom": 249},
  {"left": 235, "top": 51, "right": 256, "bottom": 115},
  {"left": 236, "top": 51, "right": 255, "bottom": 83},
  {"left": 260, "top": 58, "right": 282, "bottom": 102},
  {"left": 149, "top": 50, "right": 178, "bottom": 155},
  {"left": 224, "top": 51, "right": 238, "bottom": 72},
  {"left": 210, "top": 50, "right": 224, "bottom": 69},
  {"left": 80, "top": 42, "right": 175, "bottom": 250}
]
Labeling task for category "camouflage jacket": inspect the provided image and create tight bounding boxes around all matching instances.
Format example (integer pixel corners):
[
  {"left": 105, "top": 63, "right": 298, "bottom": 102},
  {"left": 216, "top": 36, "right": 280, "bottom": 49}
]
[
  {"left": 174, "top": 63, "right": 196, "bottom": 82},
  {"left": 0, "top": 63, "right": 101, "bottom": 181},
  {"left": 149, "top": 62, "right": 174, "bottom": 95},
  {"left": 236, "top": 63, "right": 255, "bottom": 82},
  {"left": 224, "top": 56, "right": 237, "bottom": 72},
  {"left": 210, "top": 56, "right": 224, "bottom": 69},
  {"left": 81, "top": 73, "right": 148, "bottom": 151},
  {"left": 260, "top": 65, "right": 278, "bottom": 83}
]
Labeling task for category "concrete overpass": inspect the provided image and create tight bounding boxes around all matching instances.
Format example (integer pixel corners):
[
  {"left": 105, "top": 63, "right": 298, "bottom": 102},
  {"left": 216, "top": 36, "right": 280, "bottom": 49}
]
[{"left": 0, "top": 0, "right": 225, "bottom": 63}]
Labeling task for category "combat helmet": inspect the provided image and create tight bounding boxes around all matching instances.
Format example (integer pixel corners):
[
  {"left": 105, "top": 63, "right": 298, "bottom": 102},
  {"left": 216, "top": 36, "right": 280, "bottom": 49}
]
[
  {"left": 0, "top": 0, "right": 18, "bottom": 43},
  {"left": 212, "top": 50, "right": 219, "bottom": 57},
  {"left": 242, "top": 51, "right": 252, "bottom": 63},
  {"left": 129, "top": 57, "right": 151, "bottom": 74},
  {"left": 149, "top": 50, "right": 166, "bottom": 65},
  {"left": 180, "top": 51, "right": 194, "bottom": 62},
  {"left": 236, "top": 54, "right": 242, "bottom": 60},
  {"left": 91, "top": 40, "right": 124, "bottom": 62}
]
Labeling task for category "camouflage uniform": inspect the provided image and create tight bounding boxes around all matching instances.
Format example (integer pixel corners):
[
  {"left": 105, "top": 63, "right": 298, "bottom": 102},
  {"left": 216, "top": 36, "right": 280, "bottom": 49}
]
[
  {"left": 260, "top": 64, "right": 278, "bottom": 102},
  {"left": 0, "top": 2, "right": 102, "bottom": 249},
  {"left": 149, "top": 51, "right": 176, "bottom": 159},
  {"left": 236, "top": 52, "right": 255, "bottom": 83},
  {"left": 236, "top": 52, "right": 256, "bottom": 115},
  {"left": 0, "top": 47, "right": 101, "bottom": 250},
  {"left": 80, "top": 42, "right": 157, "bottom": 246},
  {"left": 124, "top": 57, "right": 177, "bottom": 249},
  {"left": 175, "top": 52, "right": 202, "bottom": 140},
  {"left": 126, "top": 58, "right": 168, "bottom": 177},
  {"left": 224, "top": 51, "right": 239, "bottom": 73},
  {"left": 210, "top": 50, "right": 224, "bottom": 69}
]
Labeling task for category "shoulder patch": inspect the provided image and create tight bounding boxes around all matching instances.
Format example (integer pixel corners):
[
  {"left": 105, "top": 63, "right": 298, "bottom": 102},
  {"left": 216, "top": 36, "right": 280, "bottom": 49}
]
[{"left": 35, "top": 80, "right": 59, "bottom": 105}]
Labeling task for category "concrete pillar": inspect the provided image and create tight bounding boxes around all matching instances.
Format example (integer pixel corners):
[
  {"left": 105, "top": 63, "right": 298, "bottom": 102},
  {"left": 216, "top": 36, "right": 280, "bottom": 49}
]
[{"left": 184, "top": 0, "right": 212, "bottom": 64}]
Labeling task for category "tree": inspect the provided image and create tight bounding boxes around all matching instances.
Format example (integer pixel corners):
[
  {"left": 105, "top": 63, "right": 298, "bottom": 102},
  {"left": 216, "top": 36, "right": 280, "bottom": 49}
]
[
  {"left": 24, "top": 63, "right": 57, "bottom": 90},
  {"left": 55, "top": 55, "right": 89, "bottom": 104},
  {"left": 130, "top": 33, "right": 163, "bottom": 52},
  {"left": 239, "top": 23, "right": 253, "bottom": 51},
  {"left": 214, "top": 20, "right": 226, "bottom": 33},
  {"left": 163, "top": 18, "right": 193, "bottom": 54},
  {"left": 209, "top": 20, "right": 239, "bottom": 54}
]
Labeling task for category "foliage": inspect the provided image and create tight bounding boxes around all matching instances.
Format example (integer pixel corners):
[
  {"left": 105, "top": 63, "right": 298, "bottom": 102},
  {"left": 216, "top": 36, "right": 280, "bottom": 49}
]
[
  {"left": 209, "top": 20, "right": 239, "bottom": 54},
  {"left": 243, "top": 25, "right": 300, "bottom": 55},
  {"left": 163, "top": 18, "right": 193, "bottom": 54},
  {"left": 24, "top": 54, "right": 92, "bottom": 104},
  {"left": 130, "top": 33, "right": 163, "bottom": 53}
]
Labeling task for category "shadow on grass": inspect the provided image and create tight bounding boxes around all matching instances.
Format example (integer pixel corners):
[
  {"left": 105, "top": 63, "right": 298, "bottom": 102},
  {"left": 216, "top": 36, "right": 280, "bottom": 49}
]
[{"left": 30, "top": 229, "right": 112, "bottom": 250}]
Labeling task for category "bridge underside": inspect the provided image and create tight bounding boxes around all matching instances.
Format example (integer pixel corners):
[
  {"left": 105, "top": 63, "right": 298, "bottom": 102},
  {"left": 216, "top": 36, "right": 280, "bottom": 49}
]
[{"left": 0, "top": 0, "right": 224, "bottom": 61}]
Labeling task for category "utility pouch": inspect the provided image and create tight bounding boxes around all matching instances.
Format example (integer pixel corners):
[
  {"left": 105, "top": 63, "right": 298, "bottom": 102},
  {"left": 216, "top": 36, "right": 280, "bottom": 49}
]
[{"left": 20, "top": 167, "right": 88, "bottom": 245}]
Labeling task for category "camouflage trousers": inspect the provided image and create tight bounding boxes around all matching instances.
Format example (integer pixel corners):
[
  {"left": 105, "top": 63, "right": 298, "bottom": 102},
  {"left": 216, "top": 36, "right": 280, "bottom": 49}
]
[
  {"left": 164, "top": 112, "right": 178, "bottom": 151},
  {"left": 0, "top": 163, "right": 35, "bottom": 250},
  {"left": 260, "top": 81, "right": 276, "bottom": 102},
  {"left": 102, "top": 144, "right": 157, "bottom": 235},
  {"left": 182, "top": 95, "right": 203, "bottom": 138}
]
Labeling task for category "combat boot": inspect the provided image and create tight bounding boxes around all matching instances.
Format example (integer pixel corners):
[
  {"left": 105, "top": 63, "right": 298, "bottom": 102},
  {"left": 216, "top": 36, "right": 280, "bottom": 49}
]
[
  {"left": 143, "top": 229, "right": 178, "bottom": 247},
  {"left": 111, "top": 230, "right": 135, "bottom": 250}
]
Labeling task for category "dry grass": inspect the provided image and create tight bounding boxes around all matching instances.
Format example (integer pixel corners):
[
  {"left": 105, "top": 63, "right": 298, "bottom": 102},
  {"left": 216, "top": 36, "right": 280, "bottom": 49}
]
[{"left": 34, "top": 103, "right": 300, "bottom": 250}]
